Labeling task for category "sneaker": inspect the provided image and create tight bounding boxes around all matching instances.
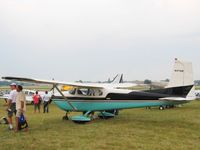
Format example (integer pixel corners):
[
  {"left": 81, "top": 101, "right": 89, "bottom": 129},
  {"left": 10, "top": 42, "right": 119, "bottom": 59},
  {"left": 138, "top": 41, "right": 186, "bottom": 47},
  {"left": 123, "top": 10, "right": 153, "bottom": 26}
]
[{"left": 8, "top": 127, "right": 13, "bottom": 130}]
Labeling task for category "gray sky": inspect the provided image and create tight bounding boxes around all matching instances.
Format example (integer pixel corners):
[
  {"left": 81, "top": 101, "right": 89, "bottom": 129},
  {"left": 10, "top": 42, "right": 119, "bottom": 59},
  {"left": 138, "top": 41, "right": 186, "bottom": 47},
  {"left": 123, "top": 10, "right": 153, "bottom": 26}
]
[{"left": 0, "top": 0, "right": 200, "bottom": 81}]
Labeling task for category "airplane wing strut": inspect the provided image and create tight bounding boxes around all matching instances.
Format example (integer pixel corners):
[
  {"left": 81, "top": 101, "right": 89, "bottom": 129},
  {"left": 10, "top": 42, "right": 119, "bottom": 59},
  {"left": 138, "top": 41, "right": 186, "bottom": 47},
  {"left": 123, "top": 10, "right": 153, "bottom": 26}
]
[{"left": 53, "top": 84, "right": 77, "bottom": 111}]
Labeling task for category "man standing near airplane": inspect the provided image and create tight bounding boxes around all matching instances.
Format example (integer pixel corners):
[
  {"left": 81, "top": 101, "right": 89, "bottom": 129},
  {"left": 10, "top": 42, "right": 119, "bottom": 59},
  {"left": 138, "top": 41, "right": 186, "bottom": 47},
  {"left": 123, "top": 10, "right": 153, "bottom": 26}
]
[
  {"left": 43, "top": 91, "right": 51, "bottom": 113},
  {"left": 7, "top": 83, "right": 17, "bottom": 130},
  {"left": 15, "top": 85, "right": 28, "bottom": 132}
]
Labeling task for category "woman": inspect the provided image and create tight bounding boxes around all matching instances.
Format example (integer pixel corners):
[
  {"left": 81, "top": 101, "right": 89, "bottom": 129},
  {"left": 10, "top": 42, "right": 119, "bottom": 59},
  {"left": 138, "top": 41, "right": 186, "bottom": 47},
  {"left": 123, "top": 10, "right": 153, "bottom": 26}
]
[{"left": 32, "top": 91, "right": 41, "bottom": 113}]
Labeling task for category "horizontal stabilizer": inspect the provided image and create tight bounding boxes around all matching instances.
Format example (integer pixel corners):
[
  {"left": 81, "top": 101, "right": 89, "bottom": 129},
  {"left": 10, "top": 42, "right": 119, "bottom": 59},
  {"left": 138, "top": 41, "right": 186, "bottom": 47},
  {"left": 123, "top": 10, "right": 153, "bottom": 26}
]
[{"left": 159, "top": 97, "right": 195, "bottom": 101}]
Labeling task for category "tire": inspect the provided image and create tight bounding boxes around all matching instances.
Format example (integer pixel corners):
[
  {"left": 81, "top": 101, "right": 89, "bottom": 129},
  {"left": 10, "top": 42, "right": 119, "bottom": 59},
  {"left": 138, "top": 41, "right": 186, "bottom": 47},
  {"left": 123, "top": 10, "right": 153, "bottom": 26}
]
[{"left": 159, "top": 106, "right": 165, "bottom": 110}]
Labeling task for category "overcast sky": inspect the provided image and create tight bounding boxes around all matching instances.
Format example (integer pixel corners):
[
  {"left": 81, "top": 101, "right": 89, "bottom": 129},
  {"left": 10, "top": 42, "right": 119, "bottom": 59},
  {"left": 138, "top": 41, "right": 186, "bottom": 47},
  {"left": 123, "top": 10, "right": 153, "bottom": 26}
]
[{"left": 0, "top": 0, "right": 200, "bottom": 81}]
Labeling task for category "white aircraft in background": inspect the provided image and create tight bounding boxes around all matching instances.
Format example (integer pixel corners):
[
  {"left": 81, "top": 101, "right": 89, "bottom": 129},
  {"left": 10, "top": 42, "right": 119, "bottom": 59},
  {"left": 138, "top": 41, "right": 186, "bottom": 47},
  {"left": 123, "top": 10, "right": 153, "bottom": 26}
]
[
  {"left": 0, "top": 89, "right": 36, "bottom": 104},
  {"left": 195, "top": 90, "right": 200, "bottom": 99}
]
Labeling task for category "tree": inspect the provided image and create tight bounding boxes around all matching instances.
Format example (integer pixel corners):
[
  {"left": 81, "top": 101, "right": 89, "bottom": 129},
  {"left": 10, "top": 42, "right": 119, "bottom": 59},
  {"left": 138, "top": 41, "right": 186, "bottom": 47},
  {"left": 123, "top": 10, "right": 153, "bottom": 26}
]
[
  {"left": 144, "top": 79, "right": 152, "bottom": 84},
  {"left": 165, "top": 79, "right": 170, "bottom": 82}
]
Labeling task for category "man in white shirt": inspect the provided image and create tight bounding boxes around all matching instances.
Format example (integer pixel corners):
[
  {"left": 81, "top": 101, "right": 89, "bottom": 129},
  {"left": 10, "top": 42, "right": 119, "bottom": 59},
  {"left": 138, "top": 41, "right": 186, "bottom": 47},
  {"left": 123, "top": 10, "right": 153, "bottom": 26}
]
[
  {"left": 15, "top": 85, "right": 27, "bottom": 132},
  {"left": 7, "top": 83, "right": 18, "bottom": 130},
  {"left": 43, "top": 91, "right": 51, "bottom": 113}
]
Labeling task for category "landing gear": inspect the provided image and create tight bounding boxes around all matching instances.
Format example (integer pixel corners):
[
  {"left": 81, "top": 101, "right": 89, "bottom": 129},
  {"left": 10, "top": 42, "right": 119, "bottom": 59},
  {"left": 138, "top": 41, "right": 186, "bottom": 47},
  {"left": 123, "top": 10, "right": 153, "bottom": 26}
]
[
  {"left": 104, "top": 110, "right": 119, "bottom": 115},
  {"left": 98, "top": 111, "right": 116, "bottom": 119},
  {"left": 159, "top": 105, "right": 176, "bottom": 110},
  {"left": 62, "top": 112, "right": 69, "bottom": 120},
  {"left": 159, "top": 106, "right": 165, "bottom": 110},
  {"left": 71, "top": 111, "right": 92, "bottom": 124}
]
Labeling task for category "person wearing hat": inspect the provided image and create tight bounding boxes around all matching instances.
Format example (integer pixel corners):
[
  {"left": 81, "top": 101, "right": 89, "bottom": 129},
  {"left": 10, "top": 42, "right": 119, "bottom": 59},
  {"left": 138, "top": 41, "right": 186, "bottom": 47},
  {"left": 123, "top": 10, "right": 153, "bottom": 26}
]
[
  {"left": 7, "top": 83, "right": 18, "bottom": 130},
  {"left": 15, "top": 85, "right": 28, "bottom": 132}
]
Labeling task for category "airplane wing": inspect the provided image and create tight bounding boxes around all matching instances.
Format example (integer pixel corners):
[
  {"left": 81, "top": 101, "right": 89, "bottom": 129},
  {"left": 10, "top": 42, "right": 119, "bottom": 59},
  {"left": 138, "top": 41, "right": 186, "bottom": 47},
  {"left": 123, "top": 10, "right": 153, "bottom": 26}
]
[{"left": 2, "top": 76, "right": 105, "bottom": 89}]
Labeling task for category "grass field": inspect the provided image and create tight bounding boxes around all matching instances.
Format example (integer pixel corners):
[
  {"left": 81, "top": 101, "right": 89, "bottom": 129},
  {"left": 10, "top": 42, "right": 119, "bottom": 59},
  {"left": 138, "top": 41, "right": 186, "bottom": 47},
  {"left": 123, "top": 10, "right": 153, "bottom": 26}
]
[
  {"left": 0, "top": 100, "right": 200, "bottom": 150},
  {"left": 196, "top": 86, "right": 200, "bottom": 90}
]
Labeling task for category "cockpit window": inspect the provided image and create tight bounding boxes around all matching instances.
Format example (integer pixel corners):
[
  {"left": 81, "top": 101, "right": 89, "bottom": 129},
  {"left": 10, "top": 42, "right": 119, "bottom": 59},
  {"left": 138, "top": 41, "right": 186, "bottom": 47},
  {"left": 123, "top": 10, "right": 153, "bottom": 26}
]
[
  {"left": 76, "top": 88, "right": 103, "bottom": 96},
  {"left": 98, "top": 90, "right": 103, "bottom": 96}
]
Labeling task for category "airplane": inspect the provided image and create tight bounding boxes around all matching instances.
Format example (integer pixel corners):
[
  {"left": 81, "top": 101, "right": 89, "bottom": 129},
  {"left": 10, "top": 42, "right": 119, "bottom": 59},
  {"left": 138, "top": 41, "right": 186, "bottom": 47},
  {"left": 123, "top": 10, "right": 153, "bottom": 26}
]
[
  {"left": 0, "top": 91, "right": 3, "bottom": 96},
  {"left": 195, "top": 90, "right": 200, "bottom": 99},
  {"left": 109, "top": 74, "right": 123, "bottom": 83},
  {"left": 2, "top": 58, "right": 196, "bottom": 123}
]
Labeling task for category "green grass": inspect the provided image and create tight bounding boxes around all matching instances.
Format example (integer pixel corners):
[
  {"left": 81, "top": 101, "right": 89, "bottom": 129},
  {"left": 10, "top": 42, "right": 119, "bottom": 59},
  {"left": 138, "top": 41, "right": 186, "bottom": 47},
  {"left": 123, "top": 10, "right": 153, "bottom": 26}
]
[
  {"left": 196, "top": 86, "right": 200, "bottom": 90},
  {"left": 0, "top": 100, "right": 200, "bottom": 150}
]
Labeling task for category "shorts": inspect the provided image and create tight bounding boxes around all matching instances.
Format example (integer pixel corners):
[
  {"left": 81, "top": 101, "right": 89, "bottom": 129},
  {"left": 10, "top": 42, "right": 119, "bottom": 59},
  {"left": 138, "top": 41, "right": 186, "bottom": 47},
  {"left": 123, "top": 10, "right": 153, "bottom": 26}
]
[
  {"left": 34, "top": 103, "right": 40, "bottom": 110},
  {"left": 16, "top": 109, "right": 24, "bottom": 118},
  {"left": 8, "top": 103, "right": 16, "bottom": 117}
]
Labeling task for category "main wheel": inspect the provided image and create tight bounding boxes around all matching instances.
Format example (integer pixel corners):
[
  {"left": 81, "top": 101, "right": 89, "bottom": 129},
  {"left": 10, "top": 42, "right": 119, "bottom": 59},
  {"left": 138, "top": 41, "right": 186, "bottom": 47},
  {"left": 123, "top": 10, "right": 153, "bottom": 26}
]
[{"left": 62, "top": 115, "right": 69, "bottom": 120}]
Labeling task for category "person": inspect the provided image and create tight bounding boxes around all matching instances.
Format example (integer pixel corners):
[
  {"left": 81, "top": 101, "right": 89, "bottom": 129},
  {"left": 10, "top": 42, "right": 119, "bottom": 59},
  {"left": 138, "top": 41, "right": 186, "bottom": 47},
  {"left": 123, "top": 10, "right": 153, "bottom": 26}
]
[
  {"left": 15, "top": 85, "right": 28, "bottom": 132},
  {"left": 7, "top": 83, "right": 17, "bottom": 130},
  {"left": 43, "top": 91, "right": 51, "bottom": 113},
  {"left": 32, "top": 91, "right": 41, "bottom": 113}
]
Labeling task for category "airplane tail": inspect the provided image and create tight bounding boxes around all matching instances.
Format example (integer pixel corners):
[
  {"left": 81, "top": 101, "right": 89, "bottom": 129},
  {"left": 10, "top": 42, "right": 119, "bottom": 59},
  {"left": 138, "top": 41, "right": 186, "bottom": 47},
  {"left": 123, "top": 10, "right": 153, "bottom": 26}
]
[
  {"left": 167, "top": 58, "right": 194, "bottom": 87},
  {"left": 167, "top": 58, "right": 195, "bottom": 99},
  {"left": 111, "top": 74, "right": 123, "bottom": 84}
]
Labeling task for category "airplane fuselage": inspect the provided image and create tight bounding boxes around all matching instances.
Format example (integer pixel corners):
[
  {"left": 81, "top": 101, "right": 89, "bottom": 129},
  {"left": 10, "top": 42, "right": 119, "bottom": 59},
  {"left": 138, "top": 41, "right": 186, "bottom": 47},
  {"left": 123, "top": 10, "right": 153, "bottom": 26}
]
[{"left": 52, "top": 85, "right": 194, "bottom": 111}]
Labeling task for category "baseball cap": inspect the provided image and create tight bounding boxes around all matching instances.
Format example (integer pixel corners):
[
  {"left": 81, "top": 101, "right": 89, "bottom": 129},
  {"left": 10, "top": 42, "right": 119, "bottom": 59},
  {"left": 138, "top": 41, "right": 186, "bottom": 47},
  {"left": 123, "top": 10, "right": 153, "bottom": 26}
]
[{"left": 10, "top": 83, "right": 17, "bottom": 86}]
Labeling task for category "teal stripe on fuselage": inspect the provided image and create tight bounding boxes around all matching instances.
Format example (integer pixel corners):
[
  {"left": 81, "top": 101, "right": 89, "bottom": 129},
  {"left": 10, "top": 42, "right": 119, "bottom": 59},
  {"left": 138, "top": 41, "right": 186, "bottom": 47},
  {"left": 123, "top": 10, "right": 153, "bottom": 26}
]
[{"left": 53, "top": 99, "right": 187, "bottom": 112}]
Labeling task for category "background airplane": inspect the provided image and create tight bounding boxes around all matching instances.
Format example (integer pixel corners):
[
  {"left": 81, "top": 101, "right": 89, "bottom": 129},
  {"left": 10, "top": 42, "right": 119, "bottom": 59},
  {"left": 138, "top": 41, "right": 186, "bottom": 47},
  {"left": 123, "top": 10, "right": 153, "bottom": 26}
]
[{"left": 195, "top": 90, "right": 200, "bottom": 99}]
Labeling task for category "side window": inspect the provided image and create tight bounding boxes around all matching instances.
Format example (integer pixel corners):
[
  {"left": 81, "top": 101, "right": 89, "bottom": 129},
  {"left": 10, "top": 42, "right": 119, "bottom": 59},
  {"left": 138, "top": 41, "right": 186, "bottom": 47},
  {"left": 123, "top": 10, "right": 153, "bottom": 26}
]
[
  {"left": 98, "top": 90, "right": 103, "bottom": 96},
  {"left": 87, "top": 89, "right": 95, "bottom": 96},
  {"left": 77, "top": 88, "right": 88, "bottom": 96},
  {"left": 69, "top": 88, "right": 76, "bottom": 95}
]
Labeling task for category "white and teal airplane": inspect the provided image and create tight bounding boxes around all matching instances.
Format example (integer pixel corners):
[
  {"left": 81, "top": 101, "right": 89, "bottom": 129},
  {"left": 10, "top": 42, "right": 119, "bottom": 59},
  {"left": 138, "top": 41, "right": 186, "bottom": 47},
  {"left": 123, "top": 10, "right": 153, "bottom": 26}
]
[{"left": 2, "top": 59, "right": 196, "bottom": 123}]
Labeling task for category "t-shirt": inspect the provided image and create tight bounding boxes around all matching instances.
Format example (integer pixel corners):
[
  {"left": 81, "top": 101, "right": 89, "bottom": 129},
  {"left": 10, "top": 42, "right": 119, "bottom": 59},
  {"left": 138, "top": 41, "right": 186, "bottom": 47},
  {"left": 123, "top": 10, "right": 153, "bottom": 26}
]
[
  {"left": 8, "top": 89, "right": 18, "bottom": 103},
  {"left": 16, "top": 91, "right": 26, "bottom": 111},
  {"left": 33, "top": 94, "right": 41, "bottom": 104},
  {"left": 43, "top": 94, "right": 51, "bottom": 102}
]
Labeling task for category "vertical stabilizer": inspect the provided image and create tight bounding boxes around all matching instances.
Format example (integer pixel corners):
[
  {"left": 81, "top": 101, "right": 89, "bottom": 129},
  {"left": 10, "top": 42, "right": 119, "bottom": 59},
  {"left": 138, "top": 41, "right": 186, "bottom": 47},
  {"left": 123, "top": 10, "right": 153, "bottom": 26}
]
[
  {"left": 111, "top": 74, "right": 124, "bottom": 84},
  {"left": 167, "top": 58, "right": 194, "bottom": 88}
]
